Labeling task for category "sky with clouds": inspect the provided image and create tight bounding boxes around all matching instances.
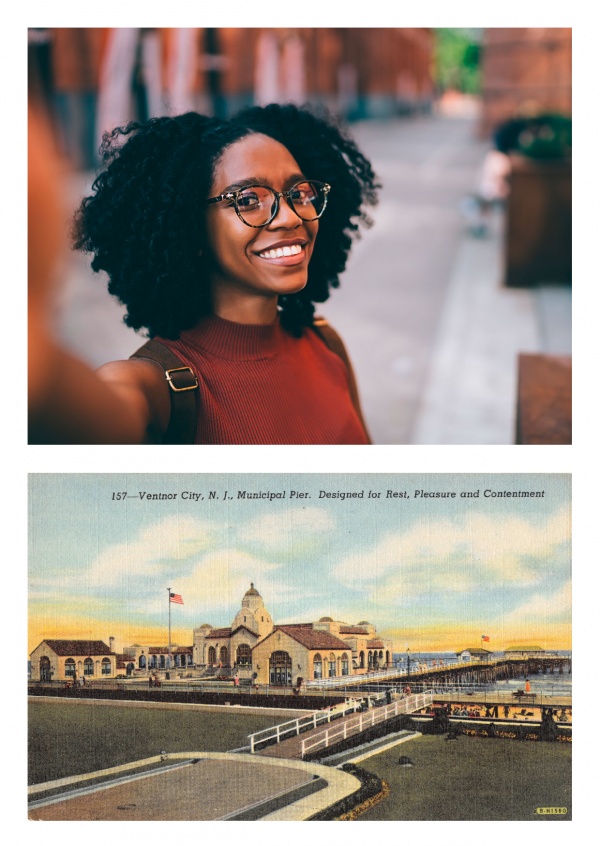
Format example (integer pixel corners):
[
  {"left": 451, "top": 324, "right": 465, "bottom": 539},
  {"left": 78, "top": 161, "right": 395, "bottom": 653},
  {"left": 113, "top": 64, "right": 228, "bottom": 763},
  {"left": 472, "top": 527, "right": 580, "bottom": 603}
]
[{"left": 28, "top": 473, "right": 571, "bottom": 654}]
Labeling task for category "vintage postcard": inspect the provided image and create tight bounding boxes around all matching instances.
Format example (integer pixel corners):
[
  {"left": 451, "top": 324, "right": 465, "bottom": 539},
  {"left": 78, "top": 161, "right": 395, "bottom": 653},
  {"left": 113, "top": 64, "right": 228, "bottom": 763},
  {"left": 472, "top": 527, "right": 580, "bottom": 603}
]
[{"left": 28, "top": 472, "right": 571, "bottom": 821}]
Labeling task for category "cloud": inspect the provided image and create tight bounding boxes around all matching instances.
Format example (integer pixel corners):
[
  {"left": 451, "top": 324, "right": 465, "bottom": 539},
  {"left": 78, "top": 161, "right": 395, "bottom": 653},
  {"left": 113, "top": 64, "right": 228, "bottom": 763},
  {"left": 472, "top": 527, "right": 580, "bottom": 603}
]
[
  {"left": 236, "top": 507, "right": 336, "bottom": 557},
  {"left": 500, "top": 581, "right": 571, "bottom": 626},
  {"left": 332, "top": 509, "right": 571, "bottom": 601},
  {"left": 87, "top": 516, "right": 221, "bottom": 587},
  {"left": 172, "top": 549, "right": 281, "bottom": 612}
]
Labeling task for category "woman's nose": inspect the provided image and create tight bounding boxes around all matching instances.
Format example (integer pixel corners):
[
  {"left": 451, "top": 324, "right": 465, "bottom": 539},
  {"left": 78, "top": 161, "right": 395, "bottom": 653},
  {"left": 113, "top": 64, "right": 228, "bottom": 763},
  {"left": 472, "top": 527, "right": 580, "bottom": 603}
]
[{"left": 268, "top": 195, "right": 301, "bottom": 228}]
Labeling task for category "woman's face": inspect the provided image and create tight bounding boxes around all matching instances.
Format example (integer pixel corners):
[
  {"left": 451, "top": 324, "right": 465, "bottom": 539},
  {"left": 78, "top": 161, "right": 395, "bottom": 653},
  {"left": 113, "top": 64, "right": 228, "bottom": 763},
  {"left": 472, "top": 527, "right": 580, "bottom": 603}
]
[{"left": 205, "top": 133, "right": 319, "bottom": 312}]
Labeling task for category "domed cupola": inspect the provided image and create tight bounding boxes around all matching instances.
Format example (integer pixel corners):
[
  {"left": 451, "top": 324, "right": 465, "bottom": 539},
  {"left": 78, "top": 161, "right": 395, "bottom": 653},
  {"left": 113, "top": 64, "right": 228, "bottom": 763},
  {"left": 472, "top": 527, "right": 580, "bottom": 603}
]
[{"left": 233, "top": 583, "right": 273, "bottom": 639}]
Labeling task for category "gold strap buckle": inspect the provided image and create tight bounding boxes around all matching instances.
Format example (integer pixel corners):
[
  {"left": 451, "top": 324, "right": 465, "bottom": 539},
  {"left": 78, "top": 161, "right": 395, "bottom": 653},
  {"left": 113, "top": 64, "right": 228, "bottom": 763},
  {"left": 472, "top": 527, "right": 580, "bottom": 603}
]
[{"left": 165, "top": 366, "right": 198, "bottom": 392}]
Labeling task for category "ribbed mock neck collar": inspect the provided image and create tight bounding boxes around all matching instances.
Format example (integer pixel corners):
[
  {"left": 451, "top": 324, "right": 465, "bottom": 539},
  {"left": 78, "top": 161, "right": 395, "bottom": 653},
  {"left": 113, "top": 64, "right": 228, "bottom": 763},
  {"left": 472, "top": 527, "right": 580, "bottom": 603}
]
[{"left": 178, "top": 313, "right": 285, "bottom": 361}]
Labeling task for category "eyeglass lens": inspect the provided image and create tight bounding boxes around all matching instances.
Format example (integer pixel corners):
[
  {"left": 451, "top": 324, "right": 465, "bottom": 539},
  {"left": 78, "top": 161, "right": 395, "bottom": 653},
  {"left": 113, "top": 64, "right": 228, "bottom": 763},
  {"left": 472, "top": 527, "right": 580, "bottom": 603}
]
[{"left": 236, "top": 181, "right": 326, "bottom": 225}]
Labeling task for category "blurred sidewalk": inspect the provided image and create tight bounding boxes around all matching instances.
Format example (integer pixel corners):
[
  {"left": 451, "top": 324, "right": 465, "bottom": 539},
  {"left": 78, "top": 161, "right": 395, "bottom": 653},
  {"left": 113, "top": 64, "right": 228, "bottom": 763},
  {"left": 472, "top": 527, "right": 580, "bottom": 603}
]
[
  {"left": 410, "top": 210, "right": 571, "bottom": 444},
  {"left": 325, "top": 114, "right": 571, "bottom": 445},
  {"left": 52, "top": 112, "right": 571, "bottom": 445}
]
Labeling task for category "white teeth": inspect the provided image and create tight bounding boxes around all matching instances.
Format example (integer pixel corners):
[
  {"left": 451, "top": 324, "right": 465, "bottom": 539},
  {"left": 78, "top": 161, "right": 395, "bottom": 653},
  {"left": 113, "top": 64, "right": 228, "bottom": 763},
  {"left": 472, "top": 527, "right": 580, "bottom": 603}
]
[{"left": 259, "top": 244, "right": 303, "bottom": 259}]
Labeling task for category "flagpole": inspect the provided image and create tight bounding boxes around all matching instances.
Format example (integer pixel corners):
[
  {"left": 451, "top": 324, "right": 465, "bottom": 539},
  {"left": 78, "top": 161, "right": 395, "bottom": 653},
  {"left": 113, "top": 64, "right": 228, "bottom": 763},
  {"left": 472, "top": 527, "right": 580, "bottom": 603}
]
[{"left": 167, "top": 587, "right": 171, "bottom": 671}]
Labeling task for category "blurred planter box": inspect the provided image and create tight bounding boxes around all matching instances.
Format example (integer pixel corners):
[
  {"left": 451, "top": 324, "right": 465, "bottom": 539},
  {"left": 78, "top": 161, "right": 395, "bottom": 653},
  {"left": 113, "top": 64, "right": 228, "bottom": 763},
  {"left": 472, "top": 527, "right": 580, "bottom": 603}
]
[
  {"left": 515, "top": 354, "right": 571, "bottom": 445},
  {"left": 505, "top": 155, "right": 571, "bottom": 287}
]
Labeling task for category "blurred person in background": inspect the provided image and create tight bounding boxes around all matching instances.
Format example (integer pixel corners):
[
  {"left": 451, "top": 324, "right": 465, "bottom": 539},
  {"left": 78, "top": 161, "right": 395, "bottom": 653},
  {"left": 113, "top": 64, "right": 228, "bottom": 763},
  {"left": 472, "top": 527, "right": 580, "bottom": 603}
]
[{"left": 30, "top": 104, "right": 379, "bottom": 444}]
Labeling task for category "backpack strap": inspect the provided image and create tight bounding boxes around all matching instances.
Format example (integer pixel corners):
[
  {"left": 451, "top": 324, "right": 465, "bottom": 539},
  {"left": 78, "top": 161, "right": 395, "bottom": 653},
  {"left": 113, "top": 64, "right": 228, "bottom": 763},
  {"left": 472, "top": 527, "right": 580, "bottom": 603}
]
[
  {"left": 130, "top": 340, "right": 199, "bottom": 445},
  {"left": 312, "top": 317, "right": 371, "bottom": 443}
]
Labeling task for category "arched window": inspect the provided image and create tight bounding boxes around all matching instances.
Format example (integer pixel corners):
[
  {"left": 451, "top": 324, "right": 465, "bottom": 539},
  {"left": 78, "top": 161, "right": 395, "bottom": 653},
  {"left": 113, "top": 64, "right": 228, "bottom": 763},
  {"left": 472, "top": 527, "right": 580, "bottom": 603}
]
[
  {"left": 126, "top": 662, "right": 134, "bottom": 676},
  {"left": 341, "top": 653, "right": 349, "bottom": 676},
  {"left": 102, "top": 658, "right": 111, "bottom": 675},
  {"left": 150, "top": 655, "right": 157, "bottom": 669},
  {"left": 65, "top": 658, "right": 76, "bottom": 677},
  {"left": 313, "top": 653, "right": 322, "bottom": 679},
  {"left": 139, "top": 655, "right": 146, "bottom": 670},
  {"left": 368, "top": 651, "right": 373, "bottom": 668},
  {"left": 159, "top": 654, "right": 166, "bottom": 668},
  {"left": 359, "top": 651, "right": 365, "bottom": 669},
  {"left": 385, "top": 650, "right": 390, "bottom": 666},
  {"left": 237, "top": 644, "right": 252, "bottom": 666},
  {"left": 328, "top": 653, "right": 336, "bottom": 678},
  {"left": 219, "top": 646, "right": 229, "bottom": 665},
  {"left": 84, "top": 657, "right": 94, "bottom": 676},
  {"left": 269, "top": 651, "right": 292, "bottom": 686},
  {"left": 208, "top": 646, "right": 216, "bottom": 665}
]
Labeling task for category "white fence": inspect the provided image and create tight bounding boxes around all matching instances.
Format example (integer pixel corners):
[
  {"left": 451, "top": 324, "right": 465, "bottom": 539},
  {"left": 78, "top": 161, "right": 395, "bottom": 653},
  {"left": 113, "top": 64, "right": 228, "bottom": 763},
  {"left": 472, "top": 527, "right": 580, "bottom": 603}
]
[
  {"left": 248, "top": 698, "right": 362, "bottom": 753},
  {"left": 304, "top": 668, "right": 406, "bottom": 688},
  {"left": 300, "top": 690, "right": 434, "bottom": 758}
]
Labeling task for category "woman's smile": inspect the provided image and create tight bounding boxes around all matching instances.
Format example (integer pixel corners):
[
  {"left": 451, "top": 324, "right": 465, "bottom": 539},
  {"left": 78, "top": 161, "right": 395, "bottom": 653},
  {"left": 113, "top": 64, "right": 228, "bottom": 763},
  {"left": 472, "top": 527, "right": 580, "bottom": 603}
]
[{"left": 255, "top": 238, "right": 308, "bottom": 263}]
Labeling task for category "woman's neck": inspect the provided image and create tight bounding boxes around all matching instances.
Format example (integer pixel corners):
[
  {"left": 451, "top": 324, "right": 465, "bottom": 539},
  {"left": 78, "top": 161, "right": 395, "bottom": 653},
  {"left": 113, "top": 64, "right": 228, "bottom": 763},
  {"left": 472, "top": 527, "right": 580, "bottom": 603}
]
[{"left": 212, "top": 291, "right": 279, "bottom": 325}]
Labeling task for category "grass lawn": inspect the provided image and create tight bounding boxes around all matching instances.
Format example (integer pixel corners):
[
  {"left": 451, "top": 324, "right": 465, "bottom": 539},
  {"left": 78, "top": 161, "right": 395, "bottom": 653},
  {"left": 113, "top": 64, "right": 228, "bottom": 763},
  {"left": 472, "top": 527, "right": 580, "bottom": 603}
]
[
  {"left": 356, "top": 734, "right": 571, "bottom": 821},
  {"left": 28, "top": 700, "right": 287, "bottom": 785}
]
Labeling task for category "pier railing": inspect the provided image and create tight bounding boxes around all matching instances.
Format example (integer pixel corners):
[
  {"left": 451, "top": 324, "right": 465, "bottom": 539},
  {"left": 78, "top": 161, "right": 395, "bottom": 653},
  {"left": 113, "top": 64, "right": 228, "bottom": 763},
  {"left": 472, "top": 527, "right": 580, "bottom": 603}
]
[
  {"left": 300, "top": 690, "right": 434, "bottom": 758},
  {"left": 248, "top": 697, "right": 363, "bottom": 753}
]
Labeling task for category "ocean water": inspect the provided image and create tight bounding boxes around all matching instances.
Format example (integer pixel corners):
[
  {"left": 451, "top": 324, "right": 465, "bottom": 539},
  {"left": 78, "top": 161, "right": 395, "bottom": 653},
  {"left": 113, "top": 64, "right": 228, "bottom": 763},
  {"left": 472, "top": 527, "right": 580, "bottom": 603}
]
[{"left": 392, "top": 652, "right": 572, "bottom": 697}]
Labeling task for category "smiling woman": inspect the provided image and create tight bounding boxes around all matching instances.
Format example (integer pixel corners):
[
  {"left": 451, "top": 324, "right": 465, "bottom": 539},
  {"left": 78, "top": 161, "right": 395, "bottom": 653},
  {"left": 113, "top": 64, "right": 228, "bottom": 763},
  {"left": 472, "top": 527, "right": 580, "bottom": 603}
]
[{"left": 30, "top": 104, "right": 379, "bottom": 444}]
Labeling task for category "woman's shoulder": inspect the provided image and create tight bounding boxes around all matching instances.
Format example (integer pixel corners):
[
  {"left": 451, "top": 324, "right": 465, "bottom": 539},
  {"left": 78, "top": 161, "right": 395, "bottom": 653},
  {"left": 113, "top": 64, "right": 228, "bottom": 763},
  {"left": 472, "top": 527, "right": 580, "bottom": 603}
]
[
  {"left": 97, "top": 356, "right": 172, "bottom": 441},
  {"left": 310, "top": 316, "right": 350, "bottom": 363}
]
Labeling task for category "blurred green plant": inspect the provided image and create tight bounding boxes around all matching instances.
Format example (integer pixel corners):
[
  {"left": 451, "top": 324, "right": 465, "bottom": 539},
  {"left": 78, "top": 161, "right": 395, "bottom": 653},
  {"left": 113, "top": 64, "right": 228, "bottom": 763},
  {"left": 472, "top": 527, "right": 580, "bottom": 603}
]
[
  {"left": 434, "top": 29, "right": 481, "bottom": 95},
  {"left": 517, "top": 114, "right": 572, "bottom": 159}
]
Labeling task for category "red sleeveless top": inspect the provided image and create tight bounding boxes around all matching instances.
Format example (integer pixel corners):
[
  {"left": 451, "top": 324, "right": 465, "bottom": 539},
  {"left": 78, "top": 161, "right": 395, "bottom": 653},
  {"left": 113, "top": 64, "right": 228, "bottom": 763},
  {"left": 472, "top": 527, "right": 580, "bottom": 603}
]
[{"left": 156, "top": 314, "right": 368, "bottom": 445}]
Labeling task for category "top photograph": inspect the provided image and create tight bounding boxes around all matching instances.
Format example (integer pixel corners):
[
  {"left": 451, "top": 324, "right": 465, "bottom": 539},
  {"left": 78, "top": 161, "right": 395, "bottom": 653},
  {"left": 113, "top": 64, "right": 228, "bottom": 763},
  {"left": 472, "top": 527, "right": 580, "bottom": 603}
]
[{"left": 28, "top": 27, "right": 572, "bottom": 445}]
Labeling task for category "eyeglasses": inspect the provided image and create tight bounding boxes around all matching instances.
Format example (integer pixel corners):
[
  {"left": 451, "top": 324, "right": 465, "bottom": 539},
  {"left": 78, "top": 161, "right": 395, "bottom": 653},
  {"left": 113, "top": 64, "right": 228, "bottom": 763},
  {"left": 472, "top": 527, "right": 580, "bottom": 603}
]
[{"left": 207, "top": 180, "right": 331, "bottom": 228}]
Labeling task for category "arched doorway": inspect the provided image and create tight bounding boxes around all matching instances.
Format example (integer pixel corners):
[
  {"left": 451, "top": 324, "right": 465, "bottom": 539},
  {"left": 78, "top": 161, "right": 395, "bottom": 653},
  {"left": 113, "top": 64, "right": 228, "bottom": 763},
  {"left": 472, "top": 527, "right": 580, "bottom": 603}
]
[
  {"left": 269, "top": 651, "right": 292, "bottom": 686},
  {"left": 341, "top": 653, "right": 349, "bottom": 676},
  {"left": 327, "top": 653, "right": 336, "bottom": 678},
  {"left": 126, "top": 662, "right": 134, "bottom": 676},
  {"left": 359, "top": 651, "right": 365, "bottom": 669},
  {"left": 219, "top": 646, "right": 229, "bottom": 666},
  {"left": 208, "top": 646, "right": 216, "bottom": 665},
  {"left": 313, "top": 653, "right": 322, "bottom": 679},
  {"left": 39, "top": 656, "right": 51, "bottom": 682},
  {"left": 139, "top": 655, "right": 146, "bottom": 670},
  {"left": 65, "top": 658, "right": 76, "bottom": 678}
]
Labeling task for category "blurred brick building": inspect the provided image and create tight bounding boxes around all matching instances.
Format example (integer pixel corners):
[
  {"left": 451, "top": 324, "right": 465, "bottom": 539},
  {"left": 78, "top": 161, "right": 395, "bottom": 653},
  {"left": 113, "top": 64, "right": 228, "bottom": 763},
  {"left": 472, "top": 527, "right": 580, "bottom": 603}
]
[
  {"left": 29, "top": 28, "right": 434, "bottom": 167},
  {"left": 215, "top": 28, "right": 434, "bottom": 118},
  {"left": 479, "top": 28, "right": 572, "bottom": 138}
]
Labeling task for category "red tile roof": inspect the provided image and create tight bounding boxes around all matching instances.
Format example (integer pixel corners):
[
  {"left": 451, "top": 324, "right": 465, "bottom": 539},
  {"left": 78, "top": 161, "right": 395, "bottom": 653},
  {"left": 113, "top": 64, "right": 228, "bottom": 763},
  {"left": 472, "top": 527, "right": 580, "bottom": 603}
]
[
  {"left": 274, "top": 626, "right": 349, "bottom": 650},
  {"left": 206, "top": 628, "right": 232, "bottom": 639},
  {"left": 367, "top": 639, "right": 385, "bottom": 649},
  {"left": 339, "top": 626, "right": 369, "bottom": 635},
  {"left": 42, "top": 639, "right": 113, "bottom": 656}
]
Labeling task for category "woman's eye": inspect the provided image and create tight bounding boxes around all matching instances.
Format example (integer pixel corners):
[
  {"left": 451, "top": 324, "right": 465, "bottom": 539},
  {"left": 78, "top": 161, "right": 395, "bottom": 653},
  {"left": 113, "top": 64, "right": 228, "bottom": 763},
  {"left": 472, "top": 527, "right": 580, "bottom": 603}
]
[
  {"left": 292, "top": 186, "right": 315, "bottom": 204},
  {"left": 237, "top": 192, "right": 261, "bottom": 208}
]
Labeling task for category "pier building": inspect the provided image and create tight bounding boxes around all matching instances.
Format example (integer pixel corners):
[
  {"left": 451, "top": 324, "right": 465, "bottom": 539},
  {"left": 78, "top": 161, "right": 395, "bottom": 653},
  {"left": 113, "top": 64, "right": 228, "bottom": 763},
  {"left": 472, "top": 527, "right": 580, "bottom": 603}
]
[
  {"left": 30, "top": 639, "right": 116, "bottom": 682},
  {"left": 193, "top": 583, "right": 394, "bottom": 685},
  {"left": 457, "top": 647, "right": 493, "bottom": 662}
]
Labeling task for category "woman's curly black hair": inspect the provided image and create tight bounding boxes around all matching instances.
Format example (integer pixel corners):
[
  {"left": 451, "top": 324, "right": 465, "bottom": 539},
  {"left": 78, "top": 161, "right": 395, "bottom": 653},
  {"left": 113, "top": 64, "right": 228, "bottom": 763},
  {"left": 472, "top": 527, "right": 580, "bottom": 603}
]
[{"left": 73, "top": 103, "right": 379, "bottom": 338}]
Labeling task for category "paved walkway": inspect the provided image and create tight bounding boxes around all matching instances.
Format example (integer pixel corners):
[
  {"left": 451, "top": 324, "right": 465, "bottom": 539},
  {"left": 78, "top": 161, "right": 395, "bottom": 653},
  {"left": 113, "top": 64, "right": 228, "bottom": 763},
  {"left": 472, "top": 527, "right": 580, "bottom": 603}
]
[{"left": 29, "top": 752, "right": 361, "bottom": 822}]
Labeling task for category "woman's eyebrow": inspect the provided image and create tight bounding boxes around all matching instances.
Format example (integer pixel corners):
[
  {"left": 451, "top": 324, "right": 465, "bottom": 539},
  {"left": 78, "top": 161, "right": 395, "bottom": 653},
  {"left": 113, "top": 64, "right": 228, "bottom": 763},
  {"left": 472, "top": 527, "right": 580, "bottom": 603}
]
[{"left": 223, "top": 173, "right": 306, "bottom": 192}]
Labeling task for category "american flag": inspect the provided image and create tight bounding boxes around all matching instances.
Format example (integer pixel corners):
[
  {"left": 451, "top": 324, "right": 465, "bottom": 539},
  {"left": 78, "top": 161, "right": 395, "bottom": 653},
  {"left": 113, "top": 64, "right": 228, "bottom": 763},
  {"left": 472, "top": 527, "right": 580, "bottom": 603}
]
[
  {"left": 170, "top": 593, "right": 184, "bottom": 605},
  {"left": 481, "top": 635, "right": 490, "bottom": 642}
]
